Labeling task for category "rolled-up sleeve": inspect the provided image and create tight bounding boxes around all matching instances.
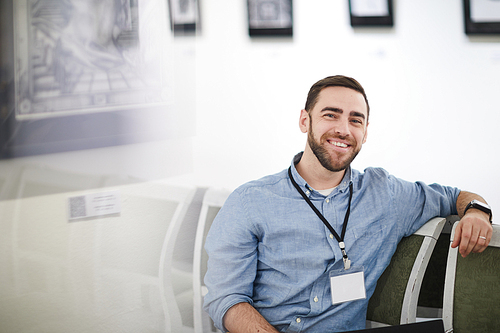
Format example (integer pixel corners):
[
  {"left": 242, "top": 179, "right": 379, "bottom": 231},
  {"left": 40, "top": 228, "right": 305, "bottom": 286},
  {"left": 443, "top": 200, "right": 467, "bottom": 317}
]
[{"left": 203, "top": 188, "right": 260, "bottom": 331}]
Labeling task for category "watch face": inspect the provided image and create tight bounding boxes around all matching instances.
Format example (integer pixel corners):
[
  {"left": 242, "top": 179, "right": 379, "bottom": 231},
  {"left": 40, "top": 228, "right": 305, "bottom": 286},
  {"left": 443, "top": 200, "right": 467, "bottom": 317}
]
[
  {"left": 471, "top": 200, "right": 491, "bottom": 213},
  {"left": 473, "top": 200, "right": 491, "bottom": 210},
  {"left": 469, "top": 200, "right": 492, "bottom": 222}
]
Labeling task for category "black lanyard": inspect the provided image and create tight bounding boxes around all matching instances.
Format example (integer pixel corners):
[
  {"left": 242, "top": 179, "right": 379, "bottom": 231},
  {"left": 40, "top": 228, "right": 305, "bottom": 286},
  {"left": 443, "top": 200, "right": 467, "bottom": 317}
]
[{"left": 288, "top": 167, "right": 353, "bottom": 270}]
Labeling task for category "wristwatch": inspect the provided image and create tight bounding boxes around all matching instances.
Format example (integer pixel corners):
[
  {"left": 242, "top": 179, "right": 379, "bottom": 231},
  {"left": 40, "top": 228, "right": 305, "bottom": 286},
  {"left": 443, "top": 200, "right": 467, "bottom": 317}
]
[{"left": 464, "top": 199, "right": 493, "bottom": 223}]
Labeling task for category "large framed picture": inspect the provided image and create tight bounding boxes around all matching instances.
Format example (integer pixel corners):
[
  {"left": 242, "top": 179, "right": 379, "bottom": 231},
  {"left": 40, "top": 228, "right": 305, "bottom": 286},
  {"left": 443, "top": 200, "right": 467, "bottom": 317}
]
[
  {"left": 0, "top": 0, "right": 182, "bottom": 159},
  {"left": 348, "top": 0, "right": 394, "bottom": 27},
  {"left": 168, "top": 0, "right": 200, "bottom": 35},
  {"left": 463, "top": 0, "right": 500, "bottom": 35},
  {"left": 247, "top": 0, "right": 293, "bottom": 37}
]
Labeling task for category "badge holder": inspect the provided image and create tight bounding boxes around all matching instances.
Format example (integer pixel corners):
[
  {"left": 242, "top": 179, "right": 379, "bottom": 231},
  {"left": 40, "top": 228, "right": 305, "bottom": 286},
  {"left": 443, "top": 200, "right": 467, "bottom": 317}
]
[{"left": 329, "top": 264, "right": 366, "bottom": 305}]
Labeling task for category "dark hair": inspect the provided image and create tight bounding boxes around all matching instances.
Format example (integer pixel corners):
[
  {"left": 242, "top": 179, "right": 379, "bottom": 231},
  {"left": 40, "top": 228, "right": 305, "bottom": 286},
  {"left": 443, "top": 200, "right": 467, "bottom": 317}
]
[{"left": 304, "top": 75, "right": 370, "bottom": 120}]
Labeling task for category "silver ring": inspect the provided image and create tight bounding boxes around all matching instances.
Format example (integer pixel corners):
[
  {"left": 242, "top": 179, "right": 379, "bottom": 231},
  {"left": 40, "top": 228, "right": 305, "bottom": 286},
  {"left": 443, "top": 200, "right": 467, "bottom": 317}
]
[{"left": 479, "top": 236, "right": 487, "bottom": 240}]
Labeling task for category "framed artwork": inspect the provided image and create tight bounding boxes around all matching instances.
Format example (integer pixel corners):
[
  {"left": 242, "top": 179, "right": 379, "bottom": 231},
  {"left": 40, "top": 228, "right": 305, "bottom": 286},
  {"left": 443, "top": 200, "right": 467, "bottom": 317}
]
[
  {"left": 464, "top": 0, "right": 500, "bottom": 35},
  {"left": 247, "top": 0, "right": 293, "bottom": 37},
  {"left": 0, "top": 0, "right": 180, "bottom": 159},
  {"left": 348, "top": 0, "right": 393, "bottom": 27},
  {"left": 168, "top": 0, "right": 200, "bottom": 35}
]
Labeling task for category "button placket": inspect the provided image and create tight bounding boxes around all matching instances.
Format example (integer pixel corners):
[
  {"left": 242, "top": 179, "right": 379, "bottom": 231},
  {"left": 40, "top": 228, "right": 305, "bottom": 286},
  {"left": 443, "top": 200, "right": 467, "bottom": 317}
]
[
  {"left": 309, "top": 278, "right": 325, "bottom": 315},
  {"left": 322, "top": 196, "right": 338, "bottom": 247}
]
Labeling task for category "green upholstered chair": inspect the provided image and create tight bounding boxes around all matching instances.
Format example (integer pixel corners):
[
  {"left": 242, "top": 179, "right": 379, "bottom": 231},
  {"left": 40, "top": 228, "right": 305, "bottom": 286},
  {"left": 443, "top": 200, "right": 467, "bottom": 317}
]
[
  {"left": 367, "top": 217, "right": 447, "bottom": 327},
  {"left": 443, "top": 222, "right": 500, "bottom": 333}
]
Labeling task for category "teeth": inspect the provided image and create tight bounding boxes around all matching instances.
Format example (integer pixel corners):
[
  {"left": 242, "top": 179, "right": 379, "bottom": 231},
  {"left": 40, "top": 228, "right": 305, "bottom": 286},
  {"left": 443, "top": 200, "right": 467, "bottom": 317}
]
[{"left": 331, "top": 141, "right": 348, "bottom": 148}]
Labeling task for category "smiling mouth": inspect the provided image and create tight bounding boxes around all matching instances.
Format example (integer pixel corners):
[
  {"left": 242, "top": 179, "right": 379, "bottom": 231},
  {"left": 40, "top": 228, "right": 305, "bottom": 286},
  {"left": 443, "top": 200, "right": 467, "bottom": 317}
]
[{"left": 328, "top": 140, "right": 349, "bottom": 148}]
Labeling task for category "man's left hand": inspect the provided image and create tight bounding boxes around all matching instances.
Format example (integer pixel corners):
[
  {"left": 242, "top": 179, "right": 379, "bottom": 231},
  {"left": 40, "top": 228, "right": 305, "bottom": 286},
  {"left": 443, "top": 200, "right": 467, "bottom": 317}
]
[{"left": 451, "top": 210, "right": 492, "bottom": 258}]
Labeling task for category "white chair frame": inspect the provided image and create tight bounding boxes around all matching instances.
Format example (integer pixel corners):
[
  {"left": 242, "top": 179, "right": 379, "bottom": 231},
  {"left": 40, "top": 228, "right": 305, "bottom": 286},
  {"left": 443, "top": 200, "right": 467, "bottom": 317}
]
[{"left": 193, "top": 188, "right": 231, "bottom": 333}]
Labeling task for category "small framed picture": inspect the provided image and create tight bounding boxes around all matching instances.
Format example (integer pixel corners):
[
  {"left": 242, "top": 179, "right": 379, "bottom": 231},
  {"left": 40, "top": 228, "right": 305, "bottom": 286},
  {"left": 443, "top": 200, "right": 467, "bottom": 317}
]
[
  {"left": 348, "top": 0, "right": 393, "bottom": 27},
  {"left": 168, "top": 0, "right": 201, "bottom": 34},
  {"left": 464, "top": 0, "right": 500, "bottom": 35},
  {"left": 247, "top": 0, "right": 293, "bottom": 37}
]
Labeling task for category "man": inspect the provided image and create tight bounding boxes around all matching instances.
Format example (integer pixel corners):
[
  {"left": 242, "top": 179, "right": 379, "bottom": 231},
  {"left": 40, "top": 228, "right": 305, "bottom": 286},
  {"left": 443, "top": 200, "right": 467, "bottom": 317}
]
[{"left": 204, "top": 76, "right": 493, "bottom": 333}]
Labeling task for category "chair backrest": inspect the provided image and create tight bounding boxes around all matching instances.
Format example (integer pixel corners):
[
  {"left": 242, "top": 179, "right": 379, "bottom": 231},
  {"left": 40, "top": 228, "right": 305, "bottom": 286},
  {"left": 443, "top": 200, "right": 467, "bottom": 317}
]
[
  {"left": 193, "top": 188, "right": 231, "bottom": 333},
  {"left": 158, "top": 185, "right": 197, "bottom": 333},
  {"left": 367, "top": 217, "right": 446, "bottom": 327},
  {"left": 170, "top": 187, "right": 208, "bottom": 330},
  {"left": 442, "top": 222, "right": 500, "bottom": 333}
]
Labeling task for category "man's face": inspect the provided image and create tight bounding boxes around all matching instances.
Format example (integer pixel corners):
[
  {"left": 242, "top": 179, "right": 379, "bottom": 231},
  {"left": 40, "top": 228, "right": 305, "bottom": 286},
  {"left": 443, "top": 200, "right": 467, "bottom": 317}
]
[{"left": 300, "top": 86, "right": 369, "bottom": 172}]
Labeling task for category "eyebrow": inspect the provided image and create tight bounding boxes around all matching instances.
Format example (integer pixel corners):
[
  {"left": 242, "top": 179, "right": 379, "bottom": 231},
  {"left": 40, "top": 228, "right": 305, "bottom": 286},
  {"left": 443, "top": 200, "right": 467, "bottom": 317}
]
[{"left": 321, "top": 107, "right": 366, "bottom": 120}]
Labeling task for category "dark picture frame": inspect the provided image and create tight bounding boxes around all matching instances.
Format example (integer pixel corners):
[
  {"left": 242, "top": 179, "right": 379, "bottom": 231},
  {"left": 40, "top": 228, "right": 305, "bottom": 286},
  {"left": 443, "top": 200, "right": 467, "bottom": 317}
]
[
  {"left": 463, "top": 0, "right": 500, "bottom": 35},
  {"left": 0, "top": 0, "right": 183, "bottom": 159},
  {"left": 348, "top": 0, "right": 394, "bottom": 27},
  {"left": 168, "top": 0, "right": 201, "bottom": 35},
  {"left": 247, "top": 0, "right": 293, "bottom": 37}
]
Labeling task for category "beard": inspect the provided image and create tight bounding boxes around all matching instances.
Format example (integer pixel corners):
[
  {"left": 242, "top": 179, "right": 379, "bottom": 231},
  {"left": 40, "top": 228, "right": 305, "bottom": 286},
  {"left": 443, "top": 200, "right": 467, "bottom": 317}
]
[{"left": 307, "top": 125, "right": 361, "bottom": 173}]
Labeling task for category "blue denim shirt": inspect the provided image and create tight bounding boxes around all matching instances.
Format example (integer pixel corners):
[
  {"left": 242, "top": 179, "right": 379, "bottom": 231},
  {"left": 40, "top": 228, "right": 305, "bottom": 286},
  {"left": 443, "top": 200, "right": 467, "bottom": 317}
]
[{"left": 204, "top": 153, "right": 460, "bottom": 332}]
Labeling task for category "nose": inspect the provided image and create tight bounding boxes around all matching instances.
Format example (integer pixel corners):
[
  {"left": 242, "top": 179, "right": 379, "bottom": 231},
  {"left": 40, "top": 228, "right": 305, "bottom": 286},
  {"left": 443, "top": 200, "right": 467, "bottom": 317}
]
[{"left": 334, "top": 118, "right": 350, "bottom": 137}]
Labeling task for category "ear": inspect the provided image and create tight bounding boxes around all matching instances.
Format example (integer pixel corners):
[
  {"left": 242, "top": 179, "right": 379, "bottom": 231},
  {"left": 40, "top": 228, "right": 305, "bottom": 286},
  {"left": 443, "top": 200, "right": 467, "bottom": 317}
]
[
  {"left": 299, "top": 109, "right": 309, "bottom": 134},
  {"left": 362, "top": 122, "right": 369, "bottom": 144}
]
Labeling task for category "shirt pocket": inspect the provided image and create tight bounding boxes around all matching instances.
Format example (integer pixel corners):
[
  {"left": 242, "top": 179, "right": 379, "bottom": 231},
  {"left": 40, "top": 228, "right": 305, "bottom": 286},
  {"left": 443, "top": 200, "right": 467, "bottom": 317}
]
[{"left": 347, "top": 218, "right": 395, "bottom": 263}]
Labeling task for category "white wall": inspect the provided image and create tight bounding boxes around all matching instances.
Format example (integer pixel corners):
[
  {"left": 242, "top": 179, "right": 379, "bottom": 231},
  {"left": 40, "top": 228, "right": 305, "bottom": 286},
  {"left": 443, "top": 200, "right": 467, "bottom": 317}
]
[
  {"left": 3, "top": 0, "right": 498, "bottom": 205},
  {"left": 1, "top": 1, "right": 499, "bottom": 332},
  {"left": 185, "top": 0, "right": 500, "bottom": 213}
]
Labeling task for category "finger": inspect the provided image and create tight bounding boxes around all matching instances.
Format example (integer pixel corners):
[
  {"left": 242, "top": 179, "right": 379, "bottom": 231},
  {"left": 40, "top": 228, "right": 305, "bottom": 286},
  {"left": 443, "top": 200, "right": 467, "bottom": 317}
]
[
  {"left": 451, "top": 224, "right": 462, "bottom": 249},
  {"left": 464, "top": 224, "right": 490, "bottom": 256},
  {"left": 459, "top": 223, "right": 473, "bottom": 257},
  {"left": 472, "top": 232, "right": 490, "bottom": 253},
  {"left": 462, "top": 239, "right": 476, "bottom": 257},
  {"left": 466, "top": 223, "right": 484, "bottom": 256}
]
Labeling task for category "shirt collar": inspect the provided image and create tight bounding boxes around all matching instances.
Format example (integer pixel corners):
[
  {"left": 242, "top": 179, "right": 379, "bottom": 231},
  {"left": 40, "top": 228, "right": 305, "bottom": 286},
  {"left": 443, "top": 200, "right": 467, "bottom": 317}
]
[{"left": 290, "top": 152, "right": 353, "bottom": 195}]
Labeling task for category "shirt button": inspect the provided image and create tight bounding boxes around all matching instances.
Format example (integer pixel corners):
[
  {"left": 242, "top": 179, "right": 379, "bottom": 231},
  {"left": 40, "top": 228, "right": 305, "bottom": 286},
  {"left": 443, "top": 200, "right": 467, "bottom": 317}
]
[
  {"left": 314, "top": 296, "right": 319, "bottom": 302},
  {"left": 305, "top": 190, "right": 310, "bottom": 195},
  {"left": 330, "top": 234, "right": 334, "bottom": 239},
  {"left": 296, "top": 318, "right": 301, "bottom": 323},
  {"left": 326, "top": 199, "right": 330, "bottom": 203}
]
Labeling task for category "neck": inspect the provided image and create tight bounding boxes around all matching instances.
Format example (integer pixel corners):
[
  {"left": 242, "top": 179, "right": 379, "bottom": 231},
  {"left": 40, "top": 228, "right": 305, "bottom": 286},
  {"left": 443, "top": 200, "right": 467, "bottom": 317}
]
[{"left": 295, "top": 149, "right": 346, "bottom": 190}]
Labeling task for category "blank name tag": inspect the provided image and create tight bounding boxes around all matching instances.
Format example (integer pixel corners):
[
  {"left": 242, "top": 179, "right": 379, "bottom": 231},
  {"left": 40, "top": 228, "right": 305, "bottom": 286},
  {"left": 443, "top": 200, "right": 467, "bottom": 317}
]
[{"left": 329, "top": 266, "right": 366, "bottom": 305}]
